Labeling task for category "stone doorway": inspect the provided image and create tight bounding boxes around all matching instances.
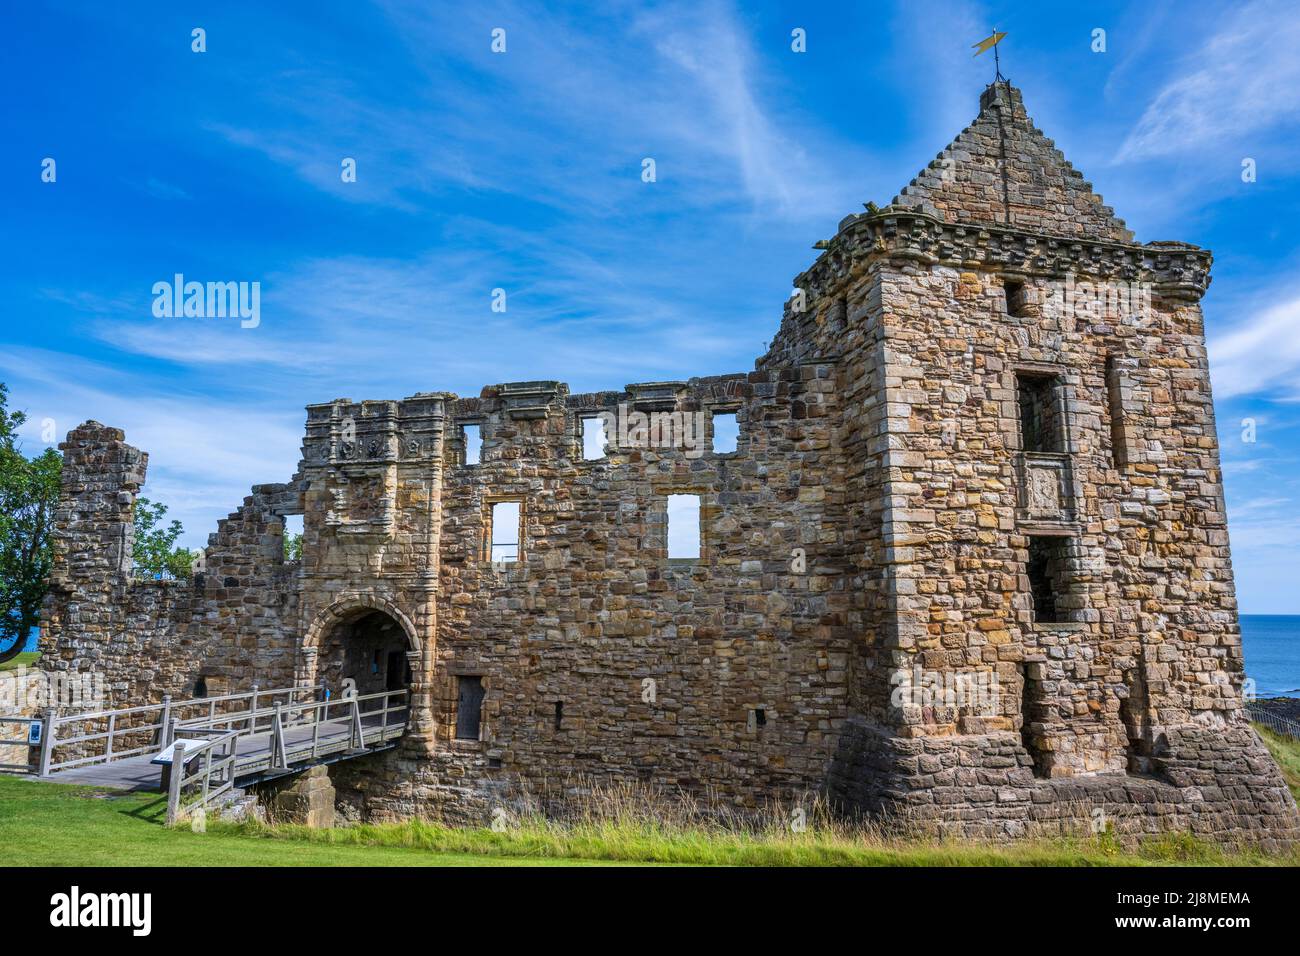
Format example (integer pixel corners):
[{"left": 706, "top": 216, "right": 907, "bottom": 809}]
[{"left": 318, "top": 609, "right": 413, "bottom": 699}]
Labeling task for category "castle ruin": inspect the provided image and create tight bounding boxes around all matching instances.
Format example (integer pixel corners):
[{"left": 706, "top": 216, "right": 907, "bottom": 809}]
[{"left": 41, "top": 83, "right": 1300, "bottom": 844}]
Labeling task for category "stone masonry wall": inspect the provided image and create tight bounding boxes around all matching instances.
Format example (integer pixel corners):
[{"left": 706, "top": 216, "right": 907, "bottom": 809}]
[
  {"left": 36, "top": 82, "right": 1299, "bottom": 847},
  {"left": 39, "top": 424, "right": 301, "bottom": 713}
]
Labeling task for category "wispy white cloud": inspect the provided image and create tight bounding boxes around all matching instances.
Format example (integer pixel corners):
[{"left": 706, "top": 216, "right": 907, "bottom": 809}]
[
  {"left": 1209, "top": 292, "right": 1300, "bottom": 399},
  {"left": 209, "top": 0, "right": 857, "bottom": 222},
  {"left": 132, "top": 177, "right": 191, "bottom": 201},
  {"left": 1117, "top": 1, "right": 1300, "bottom": 162},
  {"left": 0, "top": 347, "right": 301, "bottom": 549}
]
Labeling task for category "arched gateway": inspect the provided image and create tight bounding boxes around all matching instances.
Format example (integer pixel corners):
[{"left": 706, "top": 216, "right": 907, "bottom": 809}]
[{"left": 301, "top": 597, "right": 421, "bottom": 701}]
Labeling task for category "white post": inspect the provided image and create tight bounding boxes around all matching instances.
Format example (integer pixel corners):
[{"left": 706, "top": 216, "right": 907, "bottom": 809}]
[
  {"left": 38, "top": 709, "right": 56, "bottom": 777},
  {"left": 157, "top": 695, "right": 172, "bottom": 748},
  {"left": 351, "top": 697, "right": 364, "bottom": 750},
  {"left": 166, "top": 741, "right": 187, "bottom": 825},
  {"left": 272, "top": 702, "right": 287, "bottom": 769}
]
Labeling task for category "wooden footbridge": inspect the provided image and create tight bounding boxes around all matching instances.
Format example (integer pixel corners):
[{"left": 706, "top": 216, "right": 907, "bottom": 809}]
[{"left": 2, "top": 684, "right": 407, "bottom": 823}]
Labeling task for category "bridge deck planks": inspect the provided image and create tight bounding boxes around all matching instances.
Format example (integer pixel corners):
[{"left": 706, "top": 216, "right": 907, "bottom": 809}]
[{"left": 37, "top": 715, "right": 406, "bottom": 792}]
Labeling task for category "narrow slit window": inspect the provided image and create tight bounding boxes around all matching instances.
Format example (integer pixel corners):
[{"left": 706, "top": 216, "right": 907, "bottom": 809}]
[
  {"left": 1105, "top": 357, "right": 1131, "bottom": 467},
  {"left": 488, "top": 500, "right": 521, "bottom": 564},
  {"left": 1019, "top": 665, "right": 1048, "bottom": 778},
  {"left": 455, "top": 676, "right": 484, "bottom": 740},
  {"left": 711, "top": 411, "right": 739, "bottom": 454},
  {"left": 580, "top": 415, "right": 607, "bottom": 461},
  {"left": 554, "top": 701, "right": 563, "bottom": 730},
  {"left": 462, "top": 424, "right": 482, "bottom": 466},
  {"left": 1026, "top": 535, "right": 1069, "bottom": 624},
  {"left": 1016, "top": 373, "right": 1064, "bottom": 453},
  {"left": 666, "top": 494, "right": 701, "bottom": 565}
]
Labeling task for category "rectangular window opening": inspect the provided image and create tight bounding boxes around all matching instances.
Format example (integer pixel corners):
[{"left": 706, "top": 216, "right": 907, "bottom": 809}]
[
  {"left": 455, "top": 676, "right": 484, "bottom": 741},
  {"left": 711, "top": 410, "right": 739, "bottom": 454},
  {"left": 554, "top": 701, "right": 563, "bottom": 731},
  {"left": 580, "top": 414, "right": 607, "bottom": 461},
  {"left": 281, "top": 514, "right": 304, "bottom": 562},
  {"left": 1027, "top": 535, "right": 1069, "bottom": 625},
  {"left": 1004, "top": 278, "right": 1030, "bottom": 318},
  {"left": 666, "top": 494, "right": 701, "bottom": 565},
  {"left": 1016, "top": 372, "right": 1064, "bottom": 454},
  {"left": 488, "top": 500, "right": 521, "bottom": 564},
  {"left": 462, "top": 424, "right": 482, "bottom": 466}
]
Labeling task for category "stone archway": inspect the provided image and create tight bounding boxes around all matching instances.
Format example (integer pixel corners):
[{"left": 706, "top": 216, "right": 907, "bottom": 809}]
[
  {"left": 299, "top": 596, "right": 435, "bottom": 758},
  {"left": 301, "top": 597, "right": 421, "bottom": 697},
  {"left": 319, "top": 609, "right": 412, "bottom": 696}
]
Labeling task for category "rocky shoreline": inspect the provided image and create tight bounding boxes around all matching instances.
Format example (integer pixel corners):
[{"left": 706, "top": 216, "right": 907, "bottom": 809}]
[{"left": 1254, "top": 697, "right": 1300, "bottom": 722}]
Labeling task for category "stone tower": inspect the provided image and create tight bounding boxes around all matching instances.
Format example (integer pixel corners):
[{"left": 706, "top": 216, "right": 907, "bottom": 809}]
[
  {"left": 39, "top": 83, "right": 1299, "bottom": 845},
  {"left": 787, "top": 82, "right": 1295, "bottom": 842}
]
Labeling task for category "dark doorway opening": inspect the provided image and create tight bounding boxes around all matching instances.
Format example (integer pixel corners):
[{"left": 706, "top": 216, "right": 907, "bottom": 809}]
[
  {"left": 386, "top": 650, "right": 411, "bottom": 692},
  {"left": 319, "top": 609, "right": 412, "bottom": 698}
]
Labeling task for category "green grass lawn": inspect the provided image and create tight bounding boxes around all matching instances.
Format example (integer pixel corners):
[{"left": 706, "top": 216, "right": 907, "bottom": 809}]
[
  {"left": 0, "top": 776, "right": 613, "bottom": 867},
  {"left": 0, "top": 652, "right": 39, "bottom": 672},
  {"left": 2, "top": 726, "right": 1297, "bottom": 867}
]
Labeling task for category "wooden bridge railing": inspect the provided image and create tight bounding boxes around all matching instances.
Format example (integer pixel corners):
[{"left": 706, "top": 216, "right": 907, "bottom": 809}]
[
  {"left": 39, "top": 683, "right": 321, "bottom": 776},
  {"left": 166, "top": 729, "right": 241, "bottom": 825},
  {"left": 0, "top": 715, "right": 42, "bottom": 773},
  {"left": 164, "top": 688, "right": 408, "bottom": 824}
]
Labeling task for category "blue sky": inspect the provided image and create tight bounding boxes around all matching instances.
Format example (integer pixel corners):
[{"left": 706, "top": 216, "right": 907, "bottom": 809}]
[{"left": 2, "top": 1, "right": 1299, "bottom": 611}]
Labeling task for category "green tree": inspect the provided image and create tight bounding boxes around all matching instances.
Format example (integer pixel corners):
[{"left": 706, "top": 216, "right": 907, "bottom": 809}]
[
  {"left": 284, "top": 531, "right": 303, "bottom": 562},
  {"left": 0, "top": 383, "right": 63, "bottom": 663},
  {"left": 132, "top": 497, "right": 194, "bottom": 581}
]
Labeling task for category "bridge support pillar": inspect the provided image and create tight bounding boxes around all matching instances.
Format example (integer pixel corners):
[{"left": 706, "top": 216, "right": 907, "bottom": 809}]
[{"left": 260, "top": 765, "right": 336, "bottom": 828}]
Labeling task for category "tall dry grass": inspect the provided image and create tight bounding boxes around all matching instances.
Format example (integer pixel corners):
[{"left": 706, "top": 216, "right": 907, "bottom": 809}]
[{"left": 223, "top": 778, "right": 1299, "bottom": 867}]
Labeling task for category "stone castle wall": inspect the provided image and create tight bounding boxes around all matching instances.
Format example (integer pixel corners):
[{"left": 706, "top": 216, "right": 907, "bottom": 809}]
[
  {"left": 35, "top": 82, "right": 1300, "bottom": 846},
  {"left": 39, "top": 423, "right": 301, "bottom": 708}
]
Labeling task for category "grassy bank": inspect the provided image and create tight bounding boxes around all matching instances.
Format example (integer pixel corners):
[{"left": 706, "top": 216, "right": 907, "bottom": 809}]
[
  {"left": 219, "top": 722, "right": 1300, "bottom": 867},
  {"left": 219, "top": 813, "right": 1295, "bottom": 867},
  {"left": 0, "top": 652, "right": 39, "bottom": 672},
  {"left": 0, "top": 776, "right": 612, "bottom": 867},
  {"left": 2, "top": 725, "right": 1297, "bottom": 867}
]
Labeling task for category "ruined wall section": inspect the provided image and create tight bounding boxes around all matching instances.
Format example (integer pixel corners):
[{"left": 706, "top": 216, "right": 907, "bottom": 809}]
[
  {"left": 187, "top": 482, "right": 304, "bottom": 695},
  {"left": 41, "top": 423, "right": 305, "bottom": 707},
  {"left": 343, "top": 367, "right": 849, "bottom": 821},
  {"left": 40, "top": 422, "right": 196, "bottom": 705}
]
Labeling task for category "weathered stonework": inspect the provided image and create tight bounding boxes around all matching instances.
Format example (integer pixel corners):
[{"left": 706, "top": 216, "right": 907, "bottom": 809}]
[{"left": 39, "top": 83, "right": 1299, "bottom": 846}]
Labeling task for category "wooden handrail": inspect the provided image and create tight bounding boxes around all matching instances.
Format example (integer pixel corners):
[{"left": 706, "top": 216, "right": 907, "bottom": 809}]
[
  {"left": 42, "top": 682, "right": 315, "bottom": 775},
  {"left": 43, "top": 684, "right": 410, "bottom": 783}
]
